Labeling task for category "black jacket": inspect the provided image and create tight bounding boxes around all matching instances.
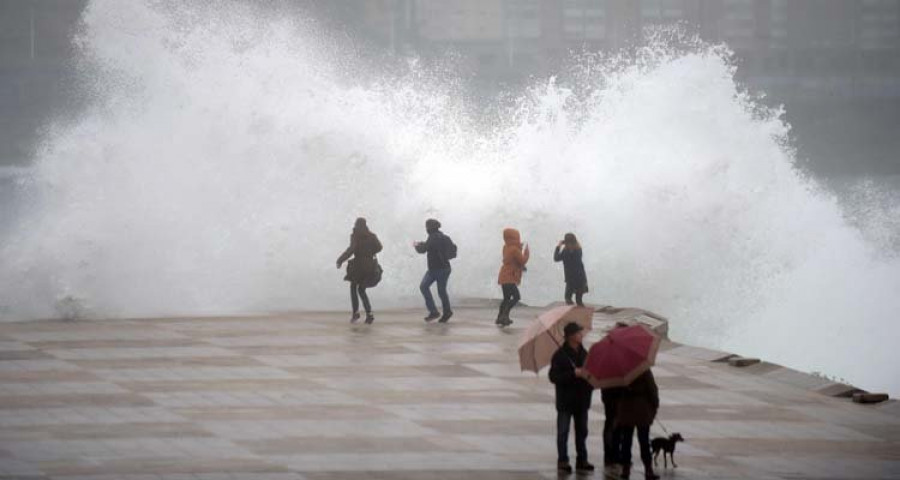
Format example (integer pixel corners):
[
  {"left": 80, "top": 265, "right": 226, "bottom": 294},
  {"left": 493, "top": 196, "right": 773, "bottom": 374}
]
[
  {"left": 553, "top": 246, "right": 588, "bottom": 290},
  {"left": 337, "top": 232, "right": 383, "bottom": 284},
  {"left": 549, "top": 343, "right": 594, "bottom": 413},
  {"left": 415, "top": 230, "right": 454, "bottom": 270},
  {"left": 615, "top": 370, "right": 659, "bottom": 428}
]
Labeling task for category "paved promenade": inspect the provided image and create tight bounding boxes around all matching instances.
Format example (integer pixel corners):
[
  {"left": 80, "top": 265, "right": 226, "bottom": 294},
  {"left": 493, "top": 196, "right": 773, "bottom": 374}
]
[{"left": 1, "top": 305, "right": 898, "bottom": 479}]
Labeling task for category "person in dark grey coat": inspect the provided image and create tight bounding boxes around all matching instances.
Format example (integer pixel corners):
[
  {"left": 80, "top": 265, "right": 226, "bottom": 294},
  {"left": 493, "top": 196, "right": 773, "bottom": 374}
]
[
  {"left": 553, "top": 232, "right": 588, "bottom": 306},
  {"left": 414, "top": 218, "right": 456, "bottom": 323},
  {"left": 549, "top": 322, "right": 595, "bottom": 474},
  {"left": 601, "top": 386, "right": 625, "bottom": 468},
  {"left": 613, "top": 369, "right": 660, "bottom": 480},
  {"left": 336, "top": 218, "right": 383, "bottom": 324},
  {"left": 601, "top": 322, "right": 628, "bottom": 469}
]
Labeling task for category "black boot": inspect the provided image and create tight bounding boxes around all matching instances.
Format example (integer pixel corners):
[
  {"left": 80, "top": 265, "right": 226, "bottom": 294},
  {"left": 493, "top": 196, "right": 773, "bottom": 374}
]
[
  {"left": 575, "top": 459, "right": 595, "bottom": 473},
  {"left": 621, "top": 463, "right": 631, "bottom": 479},
  {"left": 643, "top": 463, "right": 659, "bottom": 480}
]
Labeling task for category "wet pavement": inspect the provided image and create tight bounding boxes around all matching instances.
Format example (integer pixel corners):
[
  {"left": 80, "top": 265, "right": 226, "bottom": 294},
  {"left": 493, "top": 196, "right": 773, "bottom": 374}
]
[{"left": 0, "top": 305, "right": 898, "bottom": 479}]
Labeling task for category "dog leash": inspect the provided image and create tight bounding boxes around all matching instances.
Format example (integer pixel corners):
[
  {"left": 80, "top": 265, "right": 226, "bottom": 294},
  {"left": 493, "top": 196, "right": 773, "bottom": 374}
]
[{"left": 655, "top": 417, "right": 671, "bottom": 435}]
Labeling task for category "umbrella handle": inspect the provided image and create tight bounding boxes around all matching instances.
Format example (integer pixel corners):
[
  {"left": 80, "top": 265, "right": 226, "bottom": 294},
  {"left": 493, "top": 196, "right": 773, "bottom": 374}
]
[
  {"left": 550, "top": 334, "right": 578, "bottom": 368},
  {"left": 655, "top": 418, "right": 671, "bottom": 435}
]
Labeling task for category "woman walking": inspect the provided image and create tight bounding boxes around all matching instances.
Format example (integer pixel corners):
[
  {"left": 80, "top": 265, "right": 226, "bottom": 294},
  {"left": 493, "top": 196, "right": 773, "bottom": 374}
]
[
  {"left": 496, "top": 228, "right": 529, "bottom": 327},
  {"left": 336, "top": 218, "right": 383, "bottom": 324},
  {"left": 554, "top": 233, "right": 588, "bottom": 306}
]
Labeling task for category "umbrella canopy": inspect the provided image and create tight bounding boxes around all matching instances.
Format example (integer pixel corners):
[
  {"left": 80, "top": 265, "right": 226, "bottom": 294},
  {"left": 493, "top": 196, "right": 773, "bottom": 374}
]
[
  {"left": 518, "top": 305, "right": 593, "bottom": 373},
  {"left": 585, "top": 323, "right": 660, "bottom": 388}
]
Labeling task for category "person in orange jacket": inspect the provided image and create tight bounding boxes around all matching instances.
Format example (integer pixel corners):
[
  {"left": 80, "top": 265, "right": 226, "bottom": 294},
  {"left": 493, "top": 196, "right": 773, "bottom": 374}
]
[{"left": 496, "top": 228, "right": 529, "bottom": 327}]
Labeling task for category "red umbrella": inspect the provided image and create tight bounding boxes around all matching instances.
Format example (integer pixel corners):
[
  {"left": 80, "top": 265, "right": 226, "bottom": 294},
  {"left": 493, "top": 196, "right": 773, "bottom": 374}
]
[{"left": 585, "top": 324, "right": 660, "bottom": 388}]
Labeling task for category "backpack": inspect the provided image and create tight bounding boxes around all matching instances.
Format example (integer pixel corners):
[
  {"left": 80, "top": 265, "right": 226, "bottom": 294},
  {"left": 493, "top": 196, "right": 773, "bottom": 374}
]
[
  {"left": 363, "top": 257, "right": 383, "bottom": 288},
  {"left": 445, "top": 236, "right": 458, "bottom": 260}
]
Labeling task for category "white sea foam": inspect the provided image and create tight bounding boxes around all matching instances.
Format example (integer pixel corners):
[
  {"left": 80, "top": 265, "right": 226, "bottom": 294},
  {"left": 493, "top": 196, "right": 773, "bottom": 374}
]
[{"left": 1, "top": 0, "right": 897, "bottom": 395}]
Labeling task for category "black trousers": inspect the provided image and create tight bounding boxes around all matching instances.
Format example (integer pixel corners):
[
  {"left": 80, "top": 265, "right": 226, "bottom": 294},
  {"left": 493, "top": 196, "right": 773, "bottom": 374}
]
[
  {"left": 350, "top": 282, "right": 371, "bottom": 313},
  {"left": 614, "top": 425, "right": 652, "bottom": 467},
  {"left": 557, "top": 409, "right": 589, "bottom": 463},
  {"left": 565, "top": 284, "right": 584, "bottom": 306},
  {"left": 498, "top": 283, "right": 520, "bottom": 317},
  {"left": 602, "top": 394, "right": 618, "bottom": 465}
]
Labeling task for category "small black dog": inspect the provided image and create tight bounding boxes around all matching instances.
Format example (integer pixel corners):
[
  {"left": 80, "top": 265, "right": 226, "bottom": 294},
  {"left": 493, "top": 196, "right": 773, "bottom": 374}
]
[{"left": 651, "top": 433, "right": 684, "bottom": 469}]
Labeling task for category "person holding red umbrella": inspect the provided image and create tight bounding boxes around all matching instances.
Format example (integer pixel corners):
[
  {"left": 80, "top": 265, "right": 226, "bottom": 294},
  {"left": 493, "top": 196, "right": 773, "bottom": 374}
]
[
  {"left": 600, "top": 323, "right": 628, "bottom": 472},
  {"left": 614, "top": 369, "right": 660, "bottom": 479},
  {"left": 548, "top": 322, "right": 595, "bottom": 474},
  {"left": 584, "top": 323, "right": 662, "bottom": 480}
]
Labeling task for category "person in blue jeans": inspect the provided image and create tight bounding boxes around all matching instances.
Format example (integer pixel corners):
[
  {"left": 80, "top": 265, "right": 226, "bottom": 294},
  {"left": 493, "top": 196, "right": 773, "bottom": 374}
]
[
  {"left": 549, "top": 322, "right": 595, "bottom": 474},
  {"left": 414, "top": 218, "right": 456, "bottom": 323}
]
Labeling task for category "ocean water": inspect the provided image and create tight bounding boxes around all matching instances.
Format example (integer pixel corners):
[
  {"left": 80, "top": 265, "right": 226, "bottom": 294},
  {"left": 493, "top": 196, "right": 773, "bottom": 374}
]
[{"left": 1, "top": 0, "right": 898, "bottom": 396}]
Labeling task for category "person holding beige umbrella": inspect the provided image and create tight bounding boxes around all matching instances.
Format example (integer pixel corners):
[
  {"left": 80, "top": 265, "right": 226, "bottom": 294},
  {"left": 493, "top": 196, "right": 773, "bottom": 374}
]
[
  {"left": 516, "top": 306, "right": 595, "bottom": 473},
  {"left": 549, "top": 322, "right": 596, "bottom": 474}
]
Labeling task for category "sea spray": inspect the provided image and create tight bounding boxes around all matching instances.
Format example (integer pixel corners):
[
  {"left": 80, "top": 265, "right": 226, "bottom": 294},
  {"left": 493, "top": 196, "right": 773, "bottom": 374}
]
[{"left": 1, "top": 0, "right": 898, "bottom": 396}]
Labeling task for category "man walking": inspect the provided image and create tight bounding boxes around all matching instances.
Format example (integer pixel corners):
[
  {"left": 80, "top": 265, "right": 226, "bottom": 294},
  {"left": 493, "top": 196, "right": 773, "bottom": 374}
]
[
  {"left": 414, "top": 218, "right": 456, "bottom": 323},
  {"left": 549, "top": 322, "right": 595, "bottom": 474}
]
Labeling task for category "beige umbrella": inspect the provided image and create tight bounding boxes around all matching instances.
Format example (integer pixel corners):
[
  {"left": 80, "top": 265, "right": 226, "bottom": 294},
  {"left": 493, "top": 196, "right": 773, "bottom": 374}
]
[{"left": 518, "top": 305, "right": 594, "bottom": 373}]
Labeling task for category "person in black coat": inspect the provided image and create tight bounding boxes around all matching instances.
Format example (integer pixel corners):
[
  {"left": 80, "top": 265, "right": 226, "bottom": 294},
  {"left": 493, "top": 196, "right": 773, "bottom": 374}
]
[
  {"left": 613, "top": 369, "right": 660, "bottom": 480},
  {"left": 549, "top": 322, "right": 595, "bottom": 474},
  {"left": 414, "top": 218, "right": 456, "bottom": 322},
  {"left": 553, "top": 233, "right": 589, "bottom": 306},
  {"left": 336, "top": 218, "right": 383, "bottom": 324},
  {"left": 601, "top": 386, "right": 625, "bottom": 468},
  {"left": 600, "top": 324, "right": 629, "bottom": 470}
]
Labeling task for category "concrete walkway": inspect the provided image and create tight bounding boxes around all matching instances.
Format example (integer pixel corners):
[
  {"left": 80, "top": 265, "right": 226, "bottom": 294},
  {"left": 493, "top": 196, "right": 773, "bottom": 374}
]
[{"left": 0, "top": 306, "right": 898, "bottom": 479}]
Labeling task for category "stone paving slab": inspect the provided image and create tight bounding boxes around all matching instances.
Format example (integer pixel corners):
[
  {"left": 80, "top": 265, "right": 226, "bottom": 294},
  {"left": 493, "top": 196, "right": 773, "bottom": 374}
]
[{"left": 1, "top": 306, "right": 898, "bottom": 479}]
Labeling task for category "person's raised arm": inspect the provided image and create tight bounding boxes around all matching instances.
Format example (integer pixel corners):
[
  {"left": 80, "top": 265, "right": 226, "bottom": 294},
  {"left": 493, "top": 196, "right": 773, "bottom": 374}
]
[{"left": 513, "top": 243, "right": 529, "bottom": 266}]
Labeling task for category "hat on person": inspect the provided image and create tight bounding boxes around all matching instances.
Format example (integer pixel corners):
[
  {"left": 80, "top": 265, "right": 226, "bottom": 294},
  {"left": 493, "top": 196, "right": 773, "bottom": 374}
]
[{"left": 563, "top": 322, "right": 584, "bottom": 338}]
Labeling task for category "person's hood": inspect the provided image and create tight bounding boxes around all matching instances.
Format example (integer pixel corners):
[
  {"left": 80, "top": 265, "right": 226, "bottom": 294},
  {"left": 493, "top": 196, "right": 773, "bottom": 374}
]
[
  {"left": 426, "top": 218, "right": 441, "bottom": 234},
  {"left": 352, "top": 217, "right": 370, "bottom": 236},
  {"left": 503, "top": 228, "right": 521, "bottom": 246}
]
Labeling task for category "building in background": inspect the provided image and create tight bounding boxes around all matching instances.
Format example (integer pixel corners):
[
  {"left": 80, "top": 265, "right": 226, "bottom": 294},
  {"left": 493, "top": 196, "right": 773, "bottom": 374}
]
[
  {"left": 329, "top": 0, "right": 899, "bottom": 175},
  {"left": 0, "top": 0, "right": 85, "bottom": 165},
  {"left": 1, "top": 0, "right": 899, "bottom": 174},
  {"left": 344, "top": 0, "right": 900, "bottom": 93}
]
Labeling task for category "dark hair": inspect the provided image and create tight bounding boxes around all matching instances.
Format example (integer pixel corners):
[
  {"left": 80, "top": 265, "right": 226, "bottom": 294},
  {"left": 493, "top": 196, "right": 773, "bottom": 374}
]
[
  {"left": 425, "top": 218, "right": 441, "bottom": 232},
  {"left": 352, "top": 217, "right": 371, "bottom": 237},
  {"left": 564, "top": 232, "right": 581, "bottom": 249},
  {"left": 564, "top": 322, "right": 584, "bottom": 338}
]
